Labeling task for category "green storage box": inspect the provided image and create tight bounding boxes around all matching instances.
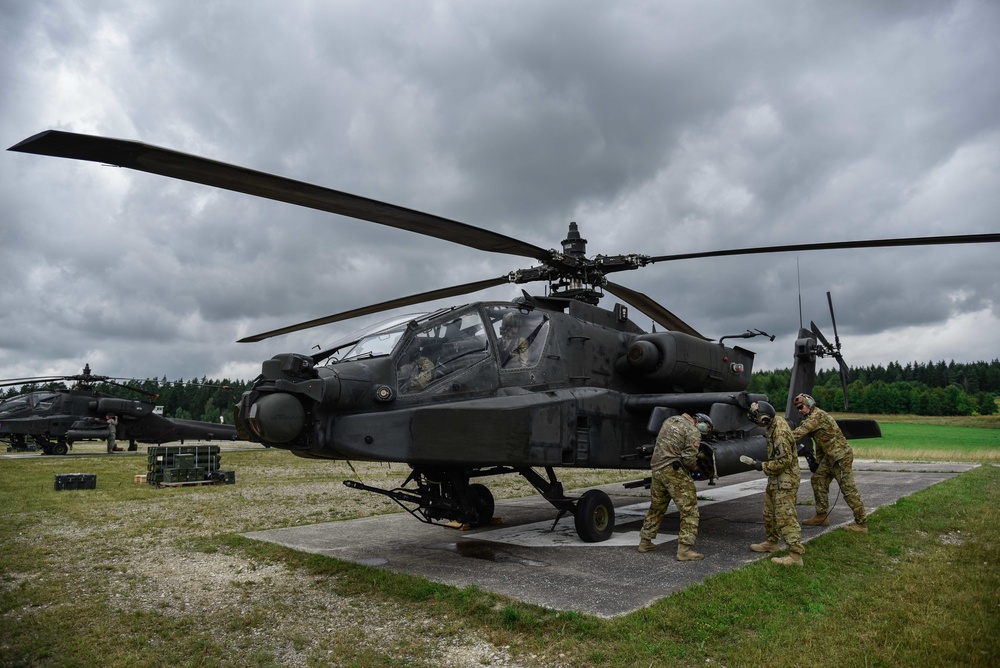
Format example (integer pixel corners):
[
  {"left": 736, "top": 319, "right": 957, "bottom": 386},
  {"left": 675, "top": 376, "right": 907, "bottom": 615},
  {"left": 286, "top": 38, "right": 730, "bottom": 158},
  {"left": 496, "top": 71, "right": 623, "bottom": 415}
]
[{"left": 54, "top": 473, "right": 97, "bottom": 491}]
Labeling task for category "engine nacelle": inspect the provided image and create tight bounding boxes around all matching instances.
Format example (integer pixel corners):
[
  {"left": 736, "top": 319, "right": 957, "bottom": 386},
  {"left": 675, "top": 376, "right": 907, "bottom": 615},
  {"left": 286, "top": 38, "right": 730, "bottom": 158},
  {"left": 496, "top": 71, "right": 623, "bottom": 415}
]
[{"left": 620, "top": 332, "right": 754, "bottom": 392}]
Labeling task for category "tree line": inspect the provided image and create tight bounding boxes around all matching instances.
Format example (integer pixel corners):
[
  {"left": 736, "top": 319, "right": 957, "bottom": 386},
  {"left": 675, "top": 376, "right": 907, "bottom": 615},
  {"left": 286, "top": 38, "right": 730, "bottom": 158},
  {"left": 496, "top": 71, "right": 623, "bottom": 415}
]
[
  {"left": 6, "top": 358, "right": 999, "bottom": 419},
  {"left": 747, "top": 359, "right": 999, "bottom": 416}
]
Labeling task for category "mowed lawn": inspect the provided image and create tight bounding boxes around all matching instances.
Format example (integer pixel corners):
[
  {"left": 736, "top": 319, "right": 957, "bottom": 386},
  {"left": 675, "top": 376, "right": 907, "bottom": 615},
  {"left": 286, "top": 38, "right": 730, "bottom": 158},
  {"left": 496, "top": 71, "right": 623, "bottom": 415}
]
[{"left": 854, "top": 421, "right": 1000, "bottom": 462}]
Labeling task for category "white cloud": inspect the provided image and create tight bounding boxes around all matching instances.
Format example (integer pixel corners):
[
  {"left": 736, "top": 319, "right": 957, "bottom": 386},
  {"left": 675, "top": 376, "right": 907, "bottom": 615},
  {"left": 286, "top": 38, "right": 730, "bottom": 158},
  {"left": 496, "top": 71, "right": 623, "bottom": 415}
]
[{"left": 2, "top": 0, "right": 998, "bottom": 384}]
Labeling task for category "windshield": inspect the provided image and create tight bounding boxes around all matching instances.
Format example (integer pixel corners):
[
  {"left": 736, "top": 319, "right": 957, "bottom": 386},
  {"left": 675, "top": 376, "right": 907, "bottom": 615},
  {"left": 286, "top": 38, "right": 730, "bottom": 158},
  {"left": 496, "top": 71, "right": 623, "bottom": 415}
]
[
  {"left": 0, "top": 395, "right": 32, "bottom": 417},
  {"left": 396, "top": 306, "right": 492, "bottom": 394},
  {"left": 334, "top": 323, "right": 409, "bottom": 361},
  {"left": 33, "top": 393, "right": 61, "bottom": 412},
  {"left": 485, "top": 304, "right": 550, "bottom": 369},
  {"left": 324, "top": 313, "right": 429, "bottom": 363}
]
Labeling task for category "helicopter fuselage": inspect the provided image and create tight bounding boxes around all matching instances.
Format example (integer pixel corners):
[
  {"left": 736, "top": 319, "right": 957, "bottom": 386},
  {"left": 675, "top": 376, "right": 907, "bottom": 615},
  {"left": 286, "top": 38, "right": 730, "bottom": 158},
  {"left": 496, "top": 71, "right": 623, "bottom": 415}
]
[
  {"left": 0, "top": 388, "right": 238, "bottom": 454},
  {"left": 236, "top": 297, "right": 767, "bottom": 478}
]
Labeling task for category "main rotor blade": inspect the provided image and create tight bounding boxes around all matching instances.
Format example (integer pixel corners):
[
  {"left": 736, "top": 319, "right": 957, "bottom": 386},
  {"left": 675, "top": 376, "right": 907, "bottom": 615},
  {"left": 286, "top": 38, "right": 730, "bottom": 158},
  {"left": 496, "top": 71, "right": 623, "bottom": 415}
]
[
  {"left": 10, "top": 130, "right": 554, "bottom": 263},
  {"left": 0, "top": 376, "right": 70, "bottom": 389},
  {"left": 604, "top": 281, "right": 706, "bottom": 339},
  {"left": 102, "top": 379, "right": 160, "bottom": 398},
  {"left": 239, "top": 276, "right": 510, "bottom": 343},
  {"left": 646, "top": 233, "right": 1000, "bottom": 263}
]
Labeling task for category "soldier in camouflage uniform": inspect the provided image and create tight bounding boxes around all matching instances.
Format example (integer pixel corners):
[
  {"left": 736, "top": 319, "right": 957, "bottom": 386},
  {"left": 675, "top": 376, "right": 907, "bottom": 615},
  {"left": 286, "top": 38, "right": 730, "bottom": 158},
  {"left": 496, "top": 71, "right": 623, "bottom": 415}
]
[
  {"left": 638, "top": 412, "right": 713, "bottom": 561},
  {"left": 741, "top": 401, "right": 804, "bottom": 566},
  {"left": 398, "top": 339, "right": 435, "bottom": 392},
  {"left": 105, "top": 414, "right": 119, "bottom": 453},
  {"left": 792, "top": 393, "right": 868, "bottom": 533}
]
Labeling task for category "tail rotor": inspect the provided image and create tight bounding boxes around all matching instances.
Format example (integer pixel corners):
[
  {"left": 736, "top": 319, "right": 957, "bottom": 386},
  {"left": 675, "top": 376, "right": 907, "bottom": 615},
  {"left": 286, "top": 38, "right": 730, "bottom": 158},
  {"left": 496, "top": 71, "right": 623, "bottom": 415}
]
[{"left": 809, "top": 291, "right": 851, "bottom": 409}]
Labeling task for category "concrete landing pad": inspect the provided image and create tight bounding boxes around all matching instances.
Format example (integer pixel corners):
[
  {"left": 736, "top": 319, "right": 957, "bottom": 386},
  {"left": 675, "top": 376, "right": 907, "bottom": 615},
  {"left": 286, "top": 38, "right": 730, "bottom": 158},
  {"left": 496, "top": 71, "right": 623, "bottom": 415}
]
[{"left": 244, "top": 461, "right": 976, "bottom": 617}]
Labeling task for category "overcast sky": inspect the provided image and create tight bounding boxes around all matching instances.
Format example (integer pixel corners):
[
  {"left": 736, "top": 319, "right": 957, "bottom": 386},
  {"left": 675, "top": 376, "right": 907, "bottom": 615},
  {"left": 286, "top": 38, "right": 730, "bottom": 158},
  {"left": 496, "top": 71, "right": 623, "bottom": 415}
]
[{"left": 2, "top": 0, "right": 998, "bottom": 387}]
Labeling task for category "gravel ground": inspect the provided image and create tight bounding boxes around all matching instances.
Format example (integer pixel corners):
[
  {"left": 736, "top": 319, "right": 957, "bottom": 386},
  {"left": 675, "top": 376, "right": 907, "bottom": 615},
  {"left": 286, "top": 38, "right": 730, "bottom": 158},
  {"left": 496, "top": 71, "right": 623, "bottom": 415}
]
[{"left": 2, "top": 442, "right": 638, "bottom": 667}]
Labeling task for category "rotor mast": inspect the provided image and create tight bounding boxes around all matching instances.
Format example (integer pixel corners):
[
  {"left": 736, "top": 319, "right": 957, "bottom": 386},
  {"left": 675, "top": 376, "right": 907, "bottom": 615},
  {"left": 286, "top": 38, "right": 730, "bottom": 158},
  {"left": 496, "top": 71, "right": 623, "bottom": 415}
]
[
  {"left": 508, "top": 222, "right": 650, "bottom": 305},
  {"left": 550, "top": 222, "right": 601, "bottom": 304}
]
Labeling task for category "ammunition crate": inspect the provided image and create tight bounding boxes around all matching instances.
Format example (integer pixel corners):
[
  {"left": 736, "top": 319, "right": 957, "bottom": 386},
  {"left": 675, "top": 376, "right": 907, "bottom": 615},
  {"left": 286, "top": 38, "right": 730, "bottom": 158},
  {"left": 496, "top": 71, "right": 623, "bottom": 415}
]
[
  {"left": 173, "top": 453, "right": 196, "bottom": 469},
  {"left": 54, "top": 473, "right": 97, "bottom": 491},
  {"left": 212, "top": 469, "right": 237, "bottom": 484},
  {"left": 162, "top": 467, "right": 207, "bottom": 484},
  {"left": 147, "top": 445, "right": 222, "bottom": 485}
]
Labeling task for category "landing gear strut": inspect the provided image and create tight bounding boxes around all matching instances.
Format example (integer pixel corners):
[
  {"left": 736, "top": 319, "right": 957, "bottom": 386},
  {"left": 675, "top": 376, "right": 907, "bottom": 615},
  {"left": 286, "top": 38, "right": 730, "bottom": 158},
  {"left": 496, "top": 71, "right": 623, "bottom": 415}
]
[
  {"left": 26, "top": 435, "right": 69, "bottom": 456},
  {"left": 516, "top": 467, "right": 615, "bottom": 542},
  {"left": 345, "top": 468, "right": 496, "bottom": 528},
  {"left": 345, "top": 465, "right": 616, "bottom": 542}
]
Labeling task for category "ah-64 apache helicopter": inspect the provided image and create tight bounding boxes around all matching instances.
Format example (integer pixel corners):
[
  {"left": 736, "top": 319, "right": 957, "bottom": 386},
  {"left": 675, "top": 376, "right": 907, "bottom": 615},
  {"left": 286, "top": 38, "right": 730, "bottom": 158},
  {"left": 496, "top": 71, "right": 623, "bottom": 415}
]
[
  {"left": 10, "top": 131, "right": 1000, "bottom": 540},
  {"left": 0, "top": 364, "right": 238, "bottom": 455}
]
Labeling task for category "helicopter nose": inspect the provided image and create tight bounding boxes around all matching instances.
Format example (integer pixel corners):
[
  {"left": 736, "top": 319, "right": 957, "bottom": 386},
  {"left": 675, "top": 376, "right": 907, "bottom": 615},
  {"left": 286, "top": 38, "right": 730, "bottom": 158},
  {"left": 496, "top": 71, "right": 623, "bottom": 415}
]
[{"left": 246, "top": 392, "right": 306, "bottom": 444}]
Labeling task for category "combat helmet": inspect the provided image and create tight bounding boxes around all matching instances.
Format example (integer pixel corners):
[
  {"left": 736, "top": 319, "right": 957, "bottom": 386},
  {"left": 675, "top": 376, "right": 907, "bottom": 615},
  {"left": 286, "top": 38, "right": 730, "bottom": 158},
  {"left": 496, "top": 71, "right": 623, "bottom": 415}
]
[
  {"left": 748, "top": 401, "right": 775, "bottom": 426},
  {"left": 693, "top": 413, "right": 714, "bottom": 435}
]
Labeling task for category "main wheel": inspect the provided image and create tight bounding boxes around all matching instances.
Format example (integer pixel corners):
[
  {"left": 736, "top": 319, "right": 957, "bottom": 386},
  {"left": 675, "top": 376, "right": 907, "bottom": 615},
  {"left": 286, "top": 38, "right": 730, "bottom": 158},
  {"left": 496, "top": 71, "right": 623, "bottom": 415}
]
[
  {"left": 574, "top": 489, "right": 615, "bottom": 542},
  {"left": 53, "top": 441, "right": 69, "bottom": 456},
  {"left": 468, "top": 483, "right": 495, "bottom": 527}
]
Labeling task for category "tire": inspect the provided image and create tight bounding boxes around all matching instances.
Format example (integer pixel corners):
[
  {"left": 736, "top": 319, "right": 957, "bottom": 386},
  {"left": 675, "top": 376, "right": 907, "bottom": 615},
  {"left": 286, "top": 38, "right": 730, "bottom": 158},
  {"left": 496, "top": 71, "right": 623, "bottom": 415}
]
[
  {"left": 574, "top": 489, "right": 615, "bottom": 542},
  {"left": 468, "top": 483, "right": 495, "bottom": 527},
  {"left": 53, "top": 442, "right": 69, "bottom": 456}
]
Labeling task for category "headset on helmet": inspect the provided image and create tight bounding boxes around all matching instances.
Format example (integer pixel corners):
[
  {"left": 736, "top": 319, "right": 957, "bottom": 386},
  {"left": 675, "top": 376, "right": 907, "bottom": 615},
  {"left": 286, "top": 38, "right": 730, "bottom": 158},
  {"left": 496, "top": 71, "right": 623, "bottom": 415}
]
[
  {"left": 500, "top": 311, "right": 521, "bottom": 334},
  {"left": 694, "top": 413, "right": 713, "bottom": 434},
  {"left": 794, "top": 393, "right": 816, "bottom": 410},
  {"left": 749, "top": 401, "right": 775, "bottom": 426}
]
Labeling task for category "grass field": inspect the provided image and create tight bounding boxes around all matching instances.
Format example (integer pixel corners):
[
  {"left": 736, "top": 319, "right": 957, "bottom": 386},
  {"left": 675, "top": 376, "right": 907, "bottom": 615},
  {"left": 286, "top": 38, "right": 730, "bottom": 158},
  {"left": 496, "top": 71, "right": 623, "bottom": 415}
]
[
  {"left": 1, "top": 419, "right": 998, "bottom": 667},
  {"left": 854, "top": 421, "right": 1000, "bottom": 462}
]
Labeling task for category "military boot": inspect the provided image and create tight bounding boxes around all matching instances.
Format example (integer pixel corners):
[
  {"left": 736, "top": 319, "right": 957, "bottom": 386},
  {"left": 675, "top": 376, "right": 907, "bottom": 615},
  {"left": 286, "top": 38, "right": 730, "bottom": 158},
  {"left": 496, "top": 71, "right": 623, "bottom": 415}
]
[
  {"left": 845, "top": 522, "right": 868, "bottom": 534},
  {"left": 750, "top": 540, "right": 780, "bottom": 553},
  {"left": 638, "top": 538, "right": 657, "bottom": 553},
  {"left": 801, "top": 514, "right": 829, "bottom": 526},
  {"left": 676, "top": 544, "right": 704, "bottom": 561},
  {"left": 771, "top": 553, "right": 803, "bottom": 566}
]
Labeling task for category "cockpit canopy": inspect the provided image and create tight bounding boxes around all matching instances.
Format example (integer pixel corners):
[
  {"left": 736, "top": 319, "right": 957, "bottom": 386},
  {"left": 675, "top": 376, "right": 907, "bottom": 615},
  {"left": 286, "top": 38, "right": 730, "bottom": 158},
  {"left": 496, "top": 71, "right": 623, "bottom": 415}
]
[
  {"left": 319, "top": 303, "right": 551, "bottom": 395},
  {"left": 0, "top": 391, "right": 62, "bottom": 418}
]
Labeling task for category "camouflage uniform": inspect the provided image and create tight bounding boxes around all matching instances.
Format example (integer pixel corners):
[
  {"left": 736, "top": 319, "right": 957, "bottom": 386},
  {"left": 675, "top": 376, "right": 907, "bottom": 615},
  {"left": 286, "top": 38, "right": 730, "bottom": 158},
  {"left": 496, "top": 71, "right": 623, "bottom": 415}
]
[
  {"left": 106, "top": 415, "right": 118, "bottom": 453},
  {"left": 760, "top": 416, "right": 803, "bottom": 554},
  {"left": 400, "top": 357, "right": 434, "bottom": 392},
  {"left": 792, "top": 406, "right": 867, "bottom": 525},
  {"left": 640, "top": 415, "right": 701, "bottom": 547},
  {"left": 500, "top": 333, "right": 529, "bottom": 368}
]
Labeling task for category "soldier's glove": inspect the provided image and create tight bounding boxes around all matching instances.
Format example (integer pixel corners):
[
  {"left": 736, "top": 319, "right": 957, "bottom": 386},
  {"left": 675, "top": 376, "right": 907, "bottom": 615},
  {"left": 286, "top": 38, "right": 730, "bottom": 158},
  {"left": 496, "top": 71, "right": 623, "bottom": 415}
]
[
  {"left": 797, "top": 444, "right": 820, "bottom": 473},
  {"left": 739, "top": 455, "right": 764, "bottom": 471}
]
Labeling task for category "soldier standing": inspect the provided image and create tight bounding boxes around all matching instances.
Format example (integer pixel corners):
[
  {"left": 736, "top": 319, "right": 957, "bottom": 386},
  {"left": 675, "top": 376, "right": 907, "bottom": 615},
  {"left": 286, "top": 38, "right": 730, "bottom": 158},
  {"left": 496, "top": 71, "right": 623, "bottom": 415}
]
[
  {"left": 105, "top": 414, "right": 119, "bottom": 453},
  {"left": 792, "top": 393, "right": 868, "bottom": 533},
  {"left": 740, "top": 401, "right": 805, "bottom": 566},
  {"left": 638, "top": 412, "right": 713, "bottom": 561}
]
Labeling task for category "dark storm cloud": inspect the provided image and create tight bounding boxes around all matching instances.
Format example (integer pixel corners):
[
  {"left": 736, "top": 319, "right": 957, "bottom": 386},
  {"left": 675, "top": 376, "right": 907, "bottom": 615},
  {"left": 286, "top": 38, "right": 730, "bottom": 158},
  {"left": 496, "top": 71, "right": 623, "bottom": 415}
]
[{"left": 2, "top": 0, "right": 998, "bottom": 384}]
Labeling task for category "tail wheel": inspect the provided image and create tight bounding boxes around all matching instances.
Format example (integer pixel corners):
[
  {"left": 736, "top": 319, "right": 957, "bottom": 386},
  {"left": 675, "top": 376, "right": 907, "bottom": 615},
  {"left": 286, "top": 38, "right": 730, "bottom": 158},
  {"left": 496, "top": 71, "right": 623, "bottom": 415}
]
[
  {"left": 574, "top": 489, "right": 615, "bottom": 542},
  {"left": 468, "top": 483, "right": 494, "bottom": 527}
]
